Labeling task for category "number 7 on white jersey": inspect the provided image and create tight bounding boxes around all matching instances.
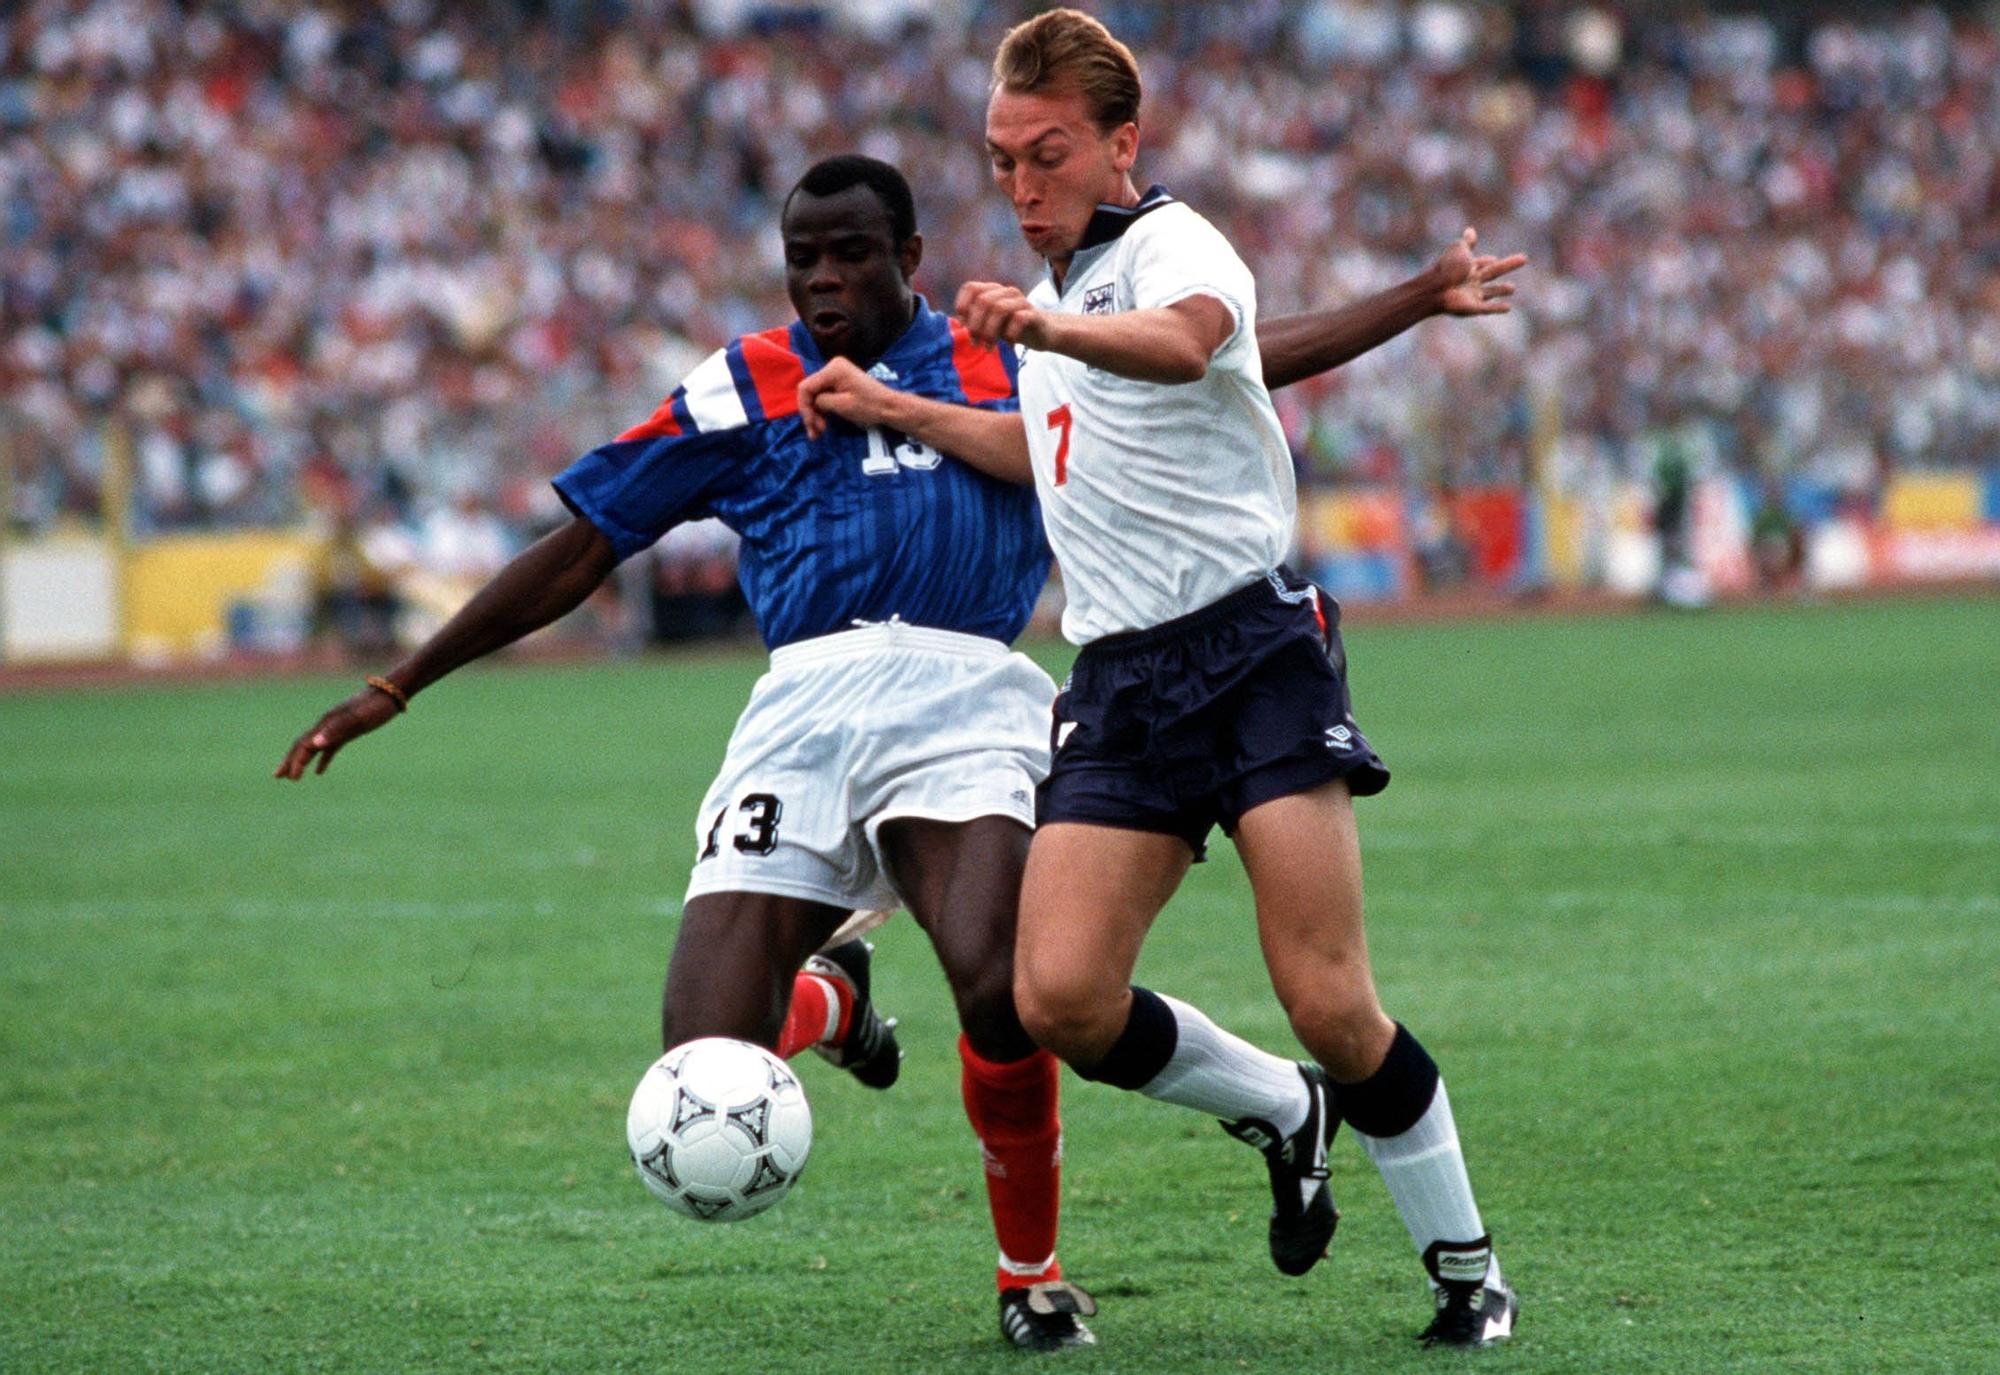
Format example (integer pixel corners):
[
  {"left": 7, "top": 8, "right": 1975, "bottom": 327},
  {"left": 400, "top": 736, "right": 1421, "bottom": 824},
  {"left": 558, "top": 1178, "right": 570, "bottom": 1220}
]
[{"left": 1045, "top": 403, "right": 1072, "bottom": 486}]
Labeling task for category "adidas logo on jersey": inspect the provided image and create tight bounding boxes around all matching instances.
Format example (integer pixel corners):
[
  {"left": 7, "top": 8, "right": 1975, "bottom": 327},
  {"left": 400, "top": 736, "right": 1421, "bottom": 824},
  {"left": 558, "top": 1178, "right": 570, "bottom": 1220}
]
[{"left": 868, "top": 362, "right": 899, "bottom": 382}]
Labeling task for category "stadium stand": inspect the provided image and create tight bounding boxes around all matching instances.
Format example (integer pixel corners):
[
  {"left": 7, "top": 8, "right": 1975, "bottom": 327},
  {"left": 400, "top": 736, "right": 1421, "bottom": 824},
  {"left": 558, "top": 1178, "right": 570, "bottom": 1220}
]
[{"left": 3, "top": 2, "right": 1997, "bottom": 653}]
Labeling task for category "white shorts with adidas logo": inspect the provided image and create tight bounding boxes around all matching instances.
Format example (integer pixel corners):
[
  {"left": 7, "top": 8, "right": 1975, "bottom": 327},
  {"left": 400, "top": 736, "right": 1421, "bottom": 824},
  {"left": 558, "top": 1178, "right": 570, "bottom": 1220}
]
[{"left": 684, "top": 621, "right": 1056, "bottom": 913}]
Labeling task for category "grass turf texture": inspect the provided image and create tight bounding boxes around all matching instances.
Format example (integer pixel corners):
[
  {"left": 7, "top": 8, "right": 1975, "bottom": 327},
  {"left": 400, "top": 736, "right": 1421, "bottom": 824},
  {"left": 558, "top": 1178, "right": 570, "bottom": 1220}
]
[{"left": 3, "top": 595, "right": 1996, "bottom": 1374}]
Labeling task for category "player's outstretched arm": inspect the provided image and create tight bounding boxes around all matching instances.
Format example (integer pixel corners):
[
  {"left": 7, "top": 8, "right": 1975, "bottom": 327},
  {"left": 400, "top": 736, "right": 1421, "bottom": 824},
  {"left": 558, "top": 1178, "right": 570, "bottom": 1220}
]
[
  {"left": 274, "top": 517, "right": 617, "bottom": 780},
  {"left": 797, "top": 358, "right": 1033, "bottom": 485},
  {"left": 957, "top": 281, "right": 1232, "bottom": 385},
  {"left": 1258, "top": 227, "right": 1526, "bottom": 392}
]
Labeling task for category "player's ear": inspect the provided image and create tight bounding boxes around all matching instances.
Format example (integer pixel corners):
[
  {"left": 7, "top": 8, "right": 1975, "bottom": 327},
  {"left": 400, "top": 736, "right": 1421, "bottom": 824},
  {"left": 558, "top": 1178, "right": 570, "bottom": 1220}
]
[
  {"left": 898, "top": 233, "right": 923, "bottom": 281},
  {"left": 1110, "top": 122, "right": 1139, "bottom": 174}
]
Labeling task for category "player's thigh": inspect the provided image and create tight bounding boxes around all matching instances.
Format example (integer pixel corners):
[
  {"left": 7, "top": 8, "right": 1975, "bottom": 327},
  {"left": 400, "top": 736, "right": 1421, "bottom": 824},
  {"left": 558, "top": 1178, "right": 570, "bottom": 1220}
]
[
  {"left": 661, "top": 890, "right": 851, "bottom": 1050},
  {"left": 1232, "top": 780, "right": 1388, "bottom": 1039},
  {"left": 1015, "top": 822, "right": 1191, "bottom": 1027},
  {"left": 878, "top": 813, "right": 1035, "bottom": 1057},
  {"left": 878, "top": 814, "right": 1028, "bottom": 981}
]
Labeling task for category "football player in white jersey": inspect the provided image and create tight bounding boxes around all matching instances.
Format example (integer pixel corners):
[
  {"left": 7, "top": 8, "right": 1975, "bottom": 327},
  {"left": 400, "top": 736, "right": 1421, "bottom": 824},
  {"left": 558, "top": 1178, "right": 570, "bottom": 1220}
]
[{"left": 798, "top": 8, "right": 1523, "bottom": 1351}]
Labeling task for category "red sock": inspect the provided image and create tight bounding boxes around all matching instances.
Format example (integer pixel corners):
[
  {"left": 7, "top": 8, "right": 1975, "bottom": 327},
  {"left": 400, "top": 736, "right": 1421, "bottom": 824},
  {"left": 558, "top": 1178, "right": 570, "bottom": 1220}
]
[
  {"left": 774, "top": 970, "right": 852, "bottom": 1059},
  {"left": 960, "top": 1036, "right": 1063, "bottom": 1292}
]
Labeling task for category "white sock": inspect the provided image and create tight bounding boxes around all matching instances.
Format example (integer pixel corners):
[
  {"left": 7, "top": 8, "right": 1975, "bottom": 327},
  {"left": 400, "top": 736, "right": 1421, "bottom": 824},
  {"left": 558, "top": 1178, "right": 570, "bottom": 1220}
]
[
  {"left": 1354, "top": 1080, "right": 1499, "bottom": 1287},
  {"left": 1136, "top": 994, "right": 1310, "bottom": 1137}
]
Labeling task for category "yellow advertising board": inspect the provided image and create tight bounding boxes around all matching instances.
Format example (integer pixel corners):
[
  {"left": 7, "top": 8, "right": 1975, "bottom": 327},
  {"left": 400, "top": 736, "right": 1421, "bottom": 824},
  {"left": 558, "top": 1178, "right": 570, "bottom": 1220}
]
[
  {"left": 123, "top": 530, "right": 322, "bottom": 660},
  {"left": 1880, "top": 473, "right": 1981, "bottom": 532}
]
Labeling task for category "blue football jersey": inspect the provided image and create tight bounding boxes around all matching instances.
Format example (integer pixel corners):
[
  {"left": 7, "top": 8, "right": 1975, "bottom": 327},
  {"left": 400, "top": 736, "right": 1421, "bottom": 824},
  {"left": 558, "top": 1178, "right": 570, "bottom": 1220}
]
[{"left": 554, "top": 300, "right": 1049, "bottom": 650}]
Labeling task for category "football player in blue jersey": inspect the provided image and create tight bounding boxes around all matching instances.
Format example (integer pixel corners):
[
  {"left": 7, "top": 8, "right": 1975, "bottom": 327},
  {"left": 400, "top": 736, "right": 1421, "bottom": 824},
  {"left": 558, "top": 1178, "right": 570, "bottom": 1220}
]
[{"left": 277, "top": 152, "right": 1522, "bottom": 1352}]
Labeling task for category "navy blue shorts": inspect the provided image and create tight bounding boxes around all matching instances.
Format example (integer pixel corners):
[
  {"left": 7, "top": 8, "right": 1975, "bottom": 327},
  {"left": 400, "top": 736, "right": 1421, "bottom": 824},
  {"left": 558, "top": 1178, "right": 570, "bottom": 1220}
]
[{"left": 1038, "top": 568, "right": 1390, "bottom": 857}]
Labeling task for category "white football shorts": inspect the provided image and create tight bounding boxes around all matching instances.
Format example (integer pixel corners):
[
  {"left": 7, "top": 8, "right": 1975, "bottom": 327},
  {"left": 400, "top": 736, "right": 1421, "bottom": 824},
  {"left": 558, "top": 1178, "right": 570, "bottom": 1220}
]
[{"left": 684, "top": 621, "right": 1056, "bottom": 912}]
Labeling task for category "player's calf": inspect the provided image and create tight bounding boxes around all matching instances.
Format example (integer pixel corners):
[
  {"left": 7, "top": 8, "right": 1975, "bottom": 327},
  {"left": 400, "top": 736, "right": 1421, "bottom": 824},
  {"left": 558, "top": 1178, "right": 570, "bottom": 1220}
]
[
  {"left": 795, "top": 938, "right": 902, "bottom": 1089},
  {"left": 1339, "top": 1025, "right": 1511, "bottom": 1345},
  {"left": 1013, "top": 970, "right": 1137, "bottom": 1069},
  {"left": 960, "top": 1037, "right": 1070, "bottom": 1295}
]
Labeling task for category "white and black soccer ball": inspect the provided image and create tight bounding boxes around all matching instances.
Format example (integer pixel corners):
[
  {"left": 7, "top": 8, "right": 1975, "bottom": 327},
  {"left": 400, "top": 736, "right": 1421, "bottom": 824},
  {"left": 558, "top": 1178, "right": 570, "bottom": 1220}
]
[{"left": 626, "top": 1037, "right": 813, "bottom": 1222}]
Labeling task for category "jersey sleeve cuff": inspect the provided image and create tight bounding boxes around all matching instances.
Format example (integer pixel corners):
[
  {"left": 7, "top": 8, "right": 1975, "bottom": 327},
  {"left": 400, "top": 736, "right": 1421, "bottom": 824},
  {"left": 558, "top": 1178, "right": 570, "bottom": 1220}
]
[
  {"left": 1147, "top": 284, "right": 1245, "bottom": 347},
  {"left": 552, "top": 476, "right": 657, "bottom": 563}
]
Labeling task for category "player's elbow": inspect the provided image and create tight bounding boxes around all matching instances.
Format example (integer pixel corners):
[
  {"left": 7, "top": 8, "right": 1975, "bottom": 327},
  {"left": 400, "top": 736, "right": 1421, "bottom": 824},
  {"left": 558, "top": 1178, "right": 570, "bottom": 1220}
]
[
  {"left": 1154, "top": 343, "right": 1210, "bottom": 384},
  {"left": 564, "top": 518, "right": 619, "bottom": 583},
  {"left": 1152, "top": 296, "right": 1231, "bottom": 382}
]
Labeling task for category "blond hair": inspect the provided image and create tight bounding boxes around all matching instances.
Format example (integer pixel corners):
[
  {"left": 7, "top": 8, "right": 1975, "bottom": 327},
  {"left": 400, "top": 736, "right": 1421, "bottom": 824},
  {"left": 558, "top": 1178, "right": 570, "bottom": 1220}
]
[{"left": 992, "top": 8, "right": 1142, "bottom": 132}]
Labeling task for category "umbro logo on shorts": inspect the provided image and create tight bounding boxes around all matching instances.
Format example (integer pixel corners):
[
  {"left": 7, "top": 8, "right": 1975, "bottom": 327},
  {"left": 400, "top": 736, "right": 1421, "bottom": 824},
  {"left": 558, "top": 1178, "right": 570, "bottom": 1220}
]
[
  {"left": 1267, "top": 571, "right": 1318, "bottom": 606},
  {"left": 1325, "top": 725, "right": 1353, "bottom": 749}
]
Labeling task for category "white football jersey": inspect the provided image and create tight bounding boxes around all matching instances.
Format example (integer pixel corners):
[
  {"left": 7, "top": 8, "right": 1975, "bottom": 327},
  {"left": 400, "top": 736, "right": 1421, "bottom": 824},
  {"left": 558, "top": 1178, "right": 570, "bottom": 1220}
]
[{"left": 1015, "top": 189, "right": 1295, "bottom": 644}]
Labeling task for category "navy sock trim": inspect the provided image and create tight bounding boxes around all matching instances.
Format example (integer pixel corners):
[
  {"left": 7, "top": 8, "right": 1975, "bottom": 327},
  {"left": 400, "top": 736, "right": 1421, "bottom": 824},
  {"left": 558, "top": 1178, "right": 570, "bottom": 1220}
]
[
  {"left": 1338, "top": 1022, "right": 1440, "bottom": 1137},
  {"left": 1075, "top": 986, "right": 1178, "bottom": 1090}
]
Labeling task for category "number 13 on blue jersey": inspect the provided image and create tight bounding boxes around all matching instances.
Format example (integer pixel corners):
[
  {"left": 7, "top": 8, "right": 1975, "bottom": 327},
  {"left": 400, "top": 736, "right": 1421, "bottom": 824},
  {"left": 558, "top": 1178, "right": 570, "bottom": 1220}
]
[{"left": 860, "top": 426, "right": 942, "bottom": 476}]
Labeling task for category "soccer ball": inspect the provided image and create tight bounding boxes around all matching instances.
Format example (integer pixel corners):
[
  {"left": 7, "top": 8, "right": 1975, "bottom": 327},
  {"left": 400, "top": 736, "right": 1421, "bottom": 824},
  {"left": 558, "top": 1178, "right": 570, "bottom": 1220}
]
[{"left": 626, "top": 1037, "right": 813, "bottom": 1222}]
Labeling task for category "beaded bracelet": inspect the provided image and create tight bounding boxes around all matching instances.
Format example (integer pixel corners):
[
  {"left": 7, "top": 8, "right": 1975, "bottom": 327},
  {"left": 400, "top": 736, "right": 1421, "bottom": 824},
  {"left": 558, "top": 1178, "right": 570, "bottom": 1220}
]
[{"left": 365, "top": 676, "right": 409, "bottom": 713}]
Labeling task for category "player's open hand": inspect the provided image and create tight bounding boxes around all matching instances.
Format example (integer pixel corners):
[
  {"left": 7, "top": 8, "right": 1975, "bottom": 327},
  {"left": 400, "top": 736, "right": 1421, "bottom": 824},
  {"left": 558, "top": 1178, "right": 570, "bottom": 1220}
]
[
  {"left": 274, "top": 687, "right": 400, "bottom": 780},
  {"left": 1431, "top": 227, "right": 1527, "bottom": 317},
  {"left": 955, "top": 282, "right": 1048, "bottom": 349},
  {"left": 797, "top": 357, "right": 902, "bottom": 440}
]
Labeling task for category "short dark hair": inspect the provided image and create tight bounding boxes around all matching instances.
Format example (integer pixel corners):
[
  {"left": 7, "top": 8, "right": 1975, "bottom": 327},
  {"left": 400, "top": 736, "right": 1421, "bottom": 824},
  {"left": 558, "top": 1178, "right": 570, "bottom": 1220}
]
[{"left": 784, "top": 155, "right": 918, "bottom": 244}]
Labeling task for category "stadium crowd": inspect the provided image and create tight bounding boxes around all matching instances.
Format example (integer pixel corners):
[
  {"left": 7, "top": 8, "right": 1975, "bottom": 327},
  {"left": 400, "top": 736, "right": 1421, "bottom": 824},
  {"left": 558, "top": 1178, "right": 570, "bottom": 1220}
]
[{"left": 4, "top": 1, "right": 1998, "bottom": 561}]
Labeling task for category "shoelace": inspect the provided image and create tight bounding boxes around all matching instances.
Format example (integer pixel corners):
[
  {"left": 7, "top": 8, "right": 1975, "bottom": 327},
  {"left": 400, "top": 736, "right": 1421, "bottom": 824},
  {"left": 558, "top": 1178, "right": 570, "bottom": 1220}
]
[{"left": 1421, "top": 1287, "right": 1484, "bottom": 1341}]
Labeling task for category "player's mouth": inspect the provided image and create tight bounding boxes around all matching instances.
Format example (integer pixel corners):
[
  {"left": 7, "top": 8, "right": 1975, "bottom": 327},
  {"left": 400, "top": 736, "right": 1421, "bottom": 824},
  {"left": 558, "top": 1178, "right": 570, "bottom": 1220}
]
[{"left": 810, "top": 308, "right": 852, "bottom": 342}]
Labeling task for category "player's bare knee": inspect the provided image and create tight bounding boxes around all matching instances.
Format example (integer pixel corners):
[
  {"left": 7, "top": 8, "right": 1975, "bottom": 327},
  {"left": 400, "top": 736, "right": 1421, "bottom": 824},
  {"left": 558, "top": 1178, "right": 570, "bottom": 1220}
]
[
  {"left": 1278, "top": 986, "right": 1389, "bottom": 1080},
  {"left": 951, "top": 961, "right": 1033, "bottom": 1060},
  {"left": 1014, "top": 976, "right": 1120, "bottom": 1065},
  {"left": 951, "top": 956, "right": 1013, "bottom": 1019}
]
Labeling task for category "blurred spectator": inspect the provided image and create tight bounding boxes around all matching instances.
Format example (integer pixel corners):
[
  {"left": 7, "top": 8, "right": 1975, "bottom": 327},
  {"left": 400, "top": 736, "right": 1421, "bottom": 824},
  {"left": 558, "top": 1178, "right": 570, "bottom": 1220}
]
[
  {"left": 651, "top": 518, "right": 749, "bottom": 642},
  {"left": 1650, "top": 430, "right": 1702, "bottom": 605},
  {"left": 2, "top": 0, "right": 1997, "bottom": 569},
  {"left": 313, "top": 505, "right": 402, "bottom": 660},
  {"left": 1750, "top": 476, "right": 1806, "bottom": 594},
  {"left": 1410, "top": 485, "right": 1472, "bottom": 591},
  {"left": 395, "top": 489, "right": 515, "bottom": 644}
]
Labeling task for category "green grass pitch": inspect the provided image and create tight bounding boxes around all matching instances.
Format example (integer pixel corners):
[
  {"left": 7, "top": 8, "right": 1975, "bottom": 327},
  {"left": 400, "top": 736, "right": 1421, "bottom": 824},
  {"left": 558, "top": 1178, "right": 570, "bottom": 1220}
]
[{"left": 4, "top": 596, "right": 1997, "bottom": 1373}]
